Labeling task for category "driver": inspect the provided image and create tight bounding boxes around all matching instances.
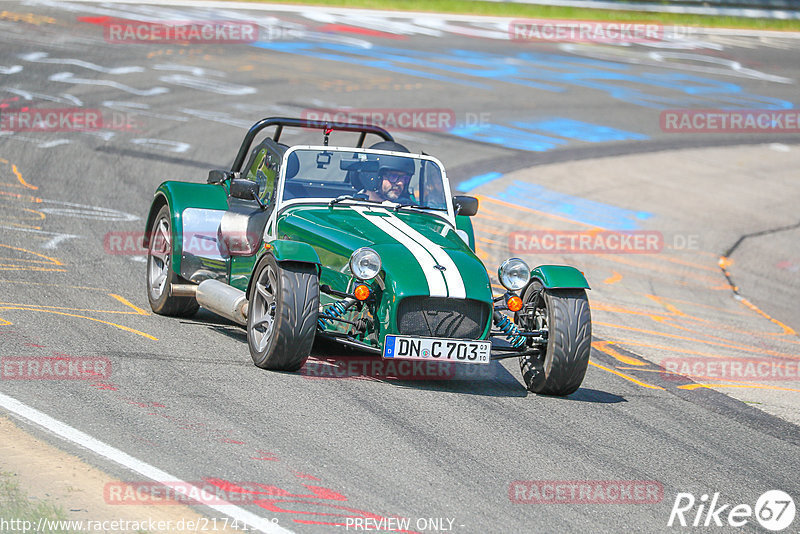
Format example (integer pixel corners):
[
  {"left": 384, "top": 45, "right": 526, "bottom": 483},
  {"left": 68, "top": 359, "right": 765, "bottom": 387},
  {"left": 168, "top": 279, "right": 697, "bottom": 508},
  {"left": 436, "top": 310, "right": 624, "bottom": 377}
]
[
  {"left": 367, "top": 155, "right": 414, "bottom": 203},
  {"left": 361, "top": 142, "right": 415, "bottom": 203}
]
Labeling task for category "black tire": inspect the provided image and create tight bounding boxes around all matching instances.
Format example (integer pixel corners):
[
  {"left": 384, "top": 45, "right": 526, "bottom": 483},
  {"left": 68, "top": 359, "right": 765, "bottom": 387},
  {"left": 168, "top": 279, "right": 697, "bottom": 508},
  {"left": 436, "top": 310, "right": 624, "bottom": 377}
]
[
  {"left": 146, "top": 205, "right": 199, "bottom": 317},
  {"left": 518, "top": 280, "right": 591, "bottom": 396},
  {"left": 247, "top": 255, "right": 319, "bottom": 371}
]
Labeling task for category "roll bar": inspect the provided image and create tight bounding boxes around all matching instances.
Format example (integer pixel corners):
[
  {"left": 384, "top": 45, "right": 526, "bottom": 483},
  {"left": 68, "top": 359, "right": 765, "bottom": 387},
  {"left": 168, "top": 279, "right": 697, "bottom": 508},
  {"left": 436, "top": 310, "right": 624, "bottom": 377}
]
[{"left": 230, "top": 117, "right": 394, "bottom": 173}]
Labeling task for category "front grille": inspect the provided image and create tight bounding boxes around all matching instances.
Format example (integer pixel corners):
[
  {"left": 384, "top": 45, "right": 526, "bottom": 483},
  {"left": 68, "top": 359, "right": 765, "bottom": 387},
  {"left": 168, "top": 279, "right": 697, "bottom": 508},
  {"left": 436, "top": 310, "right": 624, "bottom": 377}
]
[{"left": 397, "top": 297, "right": 489, "bottom": 340}]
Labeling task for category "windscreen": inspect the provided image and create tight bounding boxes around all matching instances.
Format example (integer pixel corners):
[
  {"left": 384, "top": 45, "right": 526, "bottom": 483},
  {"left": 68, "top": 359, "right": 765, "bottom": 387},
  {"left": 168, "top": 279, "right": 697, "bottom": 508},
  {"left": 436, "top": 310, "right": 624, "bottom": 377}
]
[{"left": 281, "top": 148, "right": 448, "bottom": 210}]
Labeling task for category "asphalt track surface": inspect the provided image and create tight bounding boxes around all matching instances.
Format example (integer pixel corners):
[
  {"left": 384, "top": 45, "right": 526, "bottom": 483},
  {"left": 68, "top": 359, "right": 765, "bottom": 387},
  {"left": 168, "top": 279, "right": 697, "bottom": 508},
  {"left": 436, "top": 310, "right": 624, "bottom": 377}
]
[{"left": 0, "top": 1, "right": 799, "bottom": 533}]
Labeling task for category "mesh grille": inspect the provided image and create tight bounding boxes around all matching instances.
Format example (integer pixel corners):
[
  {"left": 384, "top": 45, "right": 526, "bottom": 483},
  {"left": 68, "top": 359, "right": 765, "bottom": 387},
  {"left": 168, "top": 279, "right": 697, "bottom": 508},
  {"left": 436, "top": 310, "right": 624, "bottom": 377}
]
[{"left": 397, "top": 297, "right": 489, "bottom": 340}]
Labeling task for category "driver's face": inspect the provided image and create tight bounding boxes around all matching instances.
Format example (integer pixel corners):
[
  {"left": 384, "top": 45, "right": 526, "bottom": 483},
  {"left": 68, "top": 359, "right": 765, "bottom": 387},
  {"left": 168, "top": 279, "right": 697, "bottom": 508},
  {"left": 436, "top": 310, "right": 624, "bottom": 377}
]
[{"left": 380, "top": 171, "right": 410, "bottom": 201}]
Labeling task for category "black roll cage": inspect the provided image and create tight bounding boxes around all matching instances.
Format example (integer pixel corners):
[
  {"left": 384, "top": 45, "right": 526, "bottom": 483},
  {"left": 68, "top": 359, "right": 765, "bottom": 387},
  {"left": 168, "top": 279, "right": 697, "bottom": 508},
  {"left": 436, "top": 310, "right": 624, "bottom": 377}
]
[{"left": 230, "top": 117, "right": 394, "bottom": 173}]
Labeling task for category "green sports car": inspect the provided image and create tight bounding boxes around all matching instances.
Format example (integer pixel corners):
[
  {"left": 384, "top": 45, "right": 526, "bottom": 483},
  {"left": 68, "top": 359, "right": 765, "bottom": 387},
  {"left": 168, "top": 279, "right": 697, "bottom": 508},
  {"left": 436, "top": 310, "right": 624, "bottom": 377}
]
[{"left": 144, "top": 117, "right": 592, "bottom": 395}]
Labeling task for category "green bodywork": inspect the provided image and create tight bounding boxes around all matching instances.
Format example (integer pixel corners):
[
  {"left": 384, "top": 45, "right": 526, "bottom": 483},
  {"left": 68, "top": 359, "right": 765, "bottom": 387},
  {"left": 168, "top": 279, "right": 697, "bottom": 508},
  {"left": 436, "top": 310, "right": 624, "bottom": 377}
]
[
  {"left": 455, "top": 214, "right": 476, "bottom": 251},
  {"left": 146, "top": 165, "right": 584, "bottom": 354},
  {"left": 233, "top": 240, "right": 323, "bottom": 292},
  {"left": 273, "top": 205, "right": 493, "bottom": 348},
  {"left": 146, "top": 178, "right": 493, "bottom": 351},
  {"left": 269, "top": 239, "right": 322, "bottom": 265},
  {"left": 144, "top": 181, "right": 228, "bottom": 276},
  {"left": 530, "top": 265, "right": 590, "bottom": 289},
  {"left": 230, "top": 254, "right": 258, "bottom": 292}
]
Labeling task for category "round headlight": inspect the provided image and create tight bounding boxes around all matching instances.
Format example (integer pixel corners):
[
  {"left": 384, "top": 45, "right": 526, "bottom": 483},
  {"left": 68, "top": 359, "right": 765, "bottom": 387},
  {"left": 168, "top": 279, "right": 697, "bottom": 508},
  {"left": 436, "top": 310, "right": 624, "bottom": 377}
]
[
  {"left": 498, "top": 258, "right": 531, "bottom": 291},
  {"left": 349, "top": 247, "right": 382, "bottom": 280}
]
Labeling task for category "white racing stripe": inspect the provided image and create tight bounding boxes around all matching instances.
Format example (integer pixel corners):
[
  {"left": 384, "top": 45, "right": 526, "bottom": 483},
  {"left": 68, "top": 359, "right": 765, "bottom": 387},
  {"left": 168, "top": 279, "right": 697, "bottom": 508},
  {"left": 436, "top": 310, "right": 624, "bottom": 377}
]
[
  {"left": 0, "top": 392, "right": 292, "bottom": 534},
  {"left": 354, "top": 206, "right": 466, "bottom": 298},
  {"left": 380, "top": 212, "right": 466, "bottom": 299},
  {"left": 353, "top": 206, "right": 447, "bottom": 297}
]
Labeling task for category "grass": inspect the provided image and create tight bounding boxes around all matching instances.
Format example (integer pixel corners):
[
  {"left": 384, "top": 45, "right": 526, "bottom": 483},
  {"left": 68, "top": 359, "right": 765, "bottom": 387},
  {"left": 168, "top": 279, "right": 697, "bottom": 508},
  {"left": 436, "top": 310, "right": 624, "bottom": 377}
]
[
  {"left": 0, "top": 472, "right": 83, "bottom": 534},
  {"left": 234, "top": 0, "right": 800, "bottom": 31}
]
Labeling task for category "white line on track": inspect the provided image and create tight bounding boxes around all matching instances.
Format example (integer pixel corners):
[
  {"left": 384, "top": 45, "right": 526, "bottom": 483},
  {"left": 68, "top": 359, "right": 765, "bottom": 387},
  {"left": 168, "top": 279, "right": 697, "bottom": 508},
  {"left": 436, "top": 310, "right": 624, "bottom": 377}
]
[
  {"left": 0, "top": 392, "right": 294, "bottom": 534},
  {"left": 41, "top": 0, "right": 800, "bottom": 38}
]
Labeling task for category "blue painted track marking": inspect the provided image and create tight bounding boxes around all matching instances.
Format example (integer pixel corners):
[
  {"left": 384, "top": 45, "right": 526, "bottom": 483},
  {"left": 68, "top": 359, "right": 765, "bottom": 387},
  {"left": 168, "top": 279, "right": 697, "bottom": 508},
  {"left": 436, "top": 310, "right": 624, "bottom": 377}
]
[
  {"left": 450, "top": 124, "right": 567, "bottom": 152},
  {"left": 457, "top": 172, "right": 504, "bottom": 192},
  {"left": 253, "top": 42, "right": 488, "bottom": 88},
  {"left": 497, "top": 181, "right": 652, "bottom": 229},
  {"left": 252, "top": 42, "right": 794, "bottom": 111},
  {"left": 513, "top": 118, "right": 649, "bottom": 143},
  {"left": 450, "top": 118, "right": 647, "bottom": 152}
]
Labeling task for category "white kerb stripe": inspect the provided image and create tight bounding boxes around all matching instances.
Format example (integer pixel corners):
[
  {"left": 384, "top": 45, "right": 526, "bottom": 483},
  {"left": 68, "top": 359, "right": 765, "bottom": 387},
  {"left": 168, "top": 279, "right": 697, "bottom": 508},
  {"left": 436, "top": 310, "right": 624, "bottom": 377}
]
[
  {"left": 353, "top": 206, "right": 447, "bottom": 297},
  {"left": 381, "top": 212, "right": 466, "bottom": 299},
  {"left": 0, "top": 392, "right": 292, "bottom": 534}
]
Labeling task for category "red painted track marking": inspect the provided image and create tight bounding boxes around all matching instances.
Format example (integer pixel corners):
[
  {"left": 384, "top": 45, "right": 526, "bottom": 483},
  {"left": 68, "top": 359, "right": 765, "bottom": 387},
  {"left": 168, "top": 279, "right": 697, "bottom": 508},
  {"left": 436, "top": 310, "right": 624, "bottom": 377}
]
[{"left": 318, "top": 24, "right": 408, "bottom": 40}]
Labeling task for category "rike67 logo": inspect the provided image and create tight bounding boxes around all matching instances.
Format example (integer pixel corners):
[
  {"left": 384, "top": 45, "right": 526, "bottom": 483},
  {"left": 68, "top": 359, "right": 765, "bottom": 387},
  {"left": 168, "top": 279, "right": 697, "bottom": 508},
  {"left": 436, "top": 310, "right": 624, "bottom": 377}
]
[{"left": 668, "top": 490, "right": 795, "bottom": 531}]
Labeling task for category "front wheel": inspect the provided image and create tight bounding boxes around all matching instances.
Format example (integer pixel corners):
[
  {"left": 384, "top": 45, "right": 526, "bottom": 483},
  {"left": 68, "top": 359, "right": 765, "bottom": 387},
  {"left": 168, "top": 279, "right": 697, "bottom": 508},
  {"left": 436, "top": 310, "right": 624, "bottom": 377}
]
[
  {"left": 517, "top": 280, "right": 591, "bottom": 396},
  {"left": 247, "top": 256, "right": 319, "bottom": 371}
]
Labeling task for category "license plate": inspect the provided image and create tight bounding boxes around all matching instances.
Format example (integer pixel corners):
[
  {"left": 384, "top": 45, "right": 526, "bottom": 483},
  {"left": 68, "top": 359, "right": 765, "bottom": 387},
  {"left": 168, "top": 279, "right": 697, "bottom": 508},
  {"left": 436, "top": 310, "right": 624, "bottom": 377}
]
[{"left": 383, "top": 335, "right": 491, "bottom": 364}]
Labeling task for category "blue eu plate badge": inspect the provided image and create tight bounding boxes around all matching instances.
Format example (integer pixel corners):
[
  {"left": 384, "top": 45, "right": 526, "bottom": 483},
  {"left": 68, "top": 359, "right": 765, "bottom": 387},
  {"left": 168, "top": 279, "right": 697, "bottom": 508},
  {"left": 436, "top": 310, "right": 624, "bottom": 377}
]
[{"left": 384, "top": 335, "right": 396, "bottom": 358}]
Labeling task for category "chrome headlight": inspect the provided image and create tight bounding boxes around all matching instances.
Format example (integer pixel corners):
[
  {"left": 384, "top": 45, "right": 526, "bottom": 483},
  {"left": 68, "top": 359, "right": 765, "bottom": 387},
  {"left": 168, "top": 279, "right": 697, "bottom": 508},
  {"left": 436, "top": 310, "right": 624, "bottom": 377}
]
[
  {"left": 349, "top": 247, "right": 381, "bottom": 280},
  {"left": 498, "top": 258, "right": 531, "bottom": 291}
]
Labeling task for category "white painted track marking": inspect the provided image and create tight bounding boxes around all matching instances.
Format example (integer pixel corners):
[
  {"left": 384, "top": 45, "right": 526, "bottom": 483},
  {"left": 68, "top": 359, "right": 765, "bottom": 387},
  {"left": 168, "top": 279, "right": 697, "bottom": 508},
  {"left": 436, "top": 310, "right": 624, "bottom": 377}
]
[{"left": 0, "top": 392, "right": 294, "bottom": 534}]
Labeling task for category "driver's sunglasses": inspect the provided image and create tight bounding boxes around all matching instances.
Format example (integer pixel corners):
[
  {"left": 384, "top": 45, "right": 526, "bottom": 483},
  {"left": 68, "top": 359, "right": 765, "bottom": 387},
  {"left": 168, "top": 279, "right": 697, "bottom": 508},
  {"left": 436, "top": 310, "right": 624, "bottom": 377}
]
[{"left": 382, "top": 171, "right": 410, "bottom": 183}]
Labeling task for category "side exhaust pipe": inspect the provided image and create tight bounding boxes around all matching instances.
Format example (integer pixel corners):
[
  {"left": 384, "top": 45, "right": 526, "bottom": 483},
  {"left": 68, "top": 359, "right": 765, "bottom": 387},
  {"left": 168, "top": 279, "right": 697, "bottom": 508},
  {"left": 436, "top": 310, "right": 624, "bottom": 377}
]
[
  {"left": 196, "top": 280, "right": 248, "bottom": 325},
  {"left": 170, "top": 284, "right": 198, "bottom": 298}
]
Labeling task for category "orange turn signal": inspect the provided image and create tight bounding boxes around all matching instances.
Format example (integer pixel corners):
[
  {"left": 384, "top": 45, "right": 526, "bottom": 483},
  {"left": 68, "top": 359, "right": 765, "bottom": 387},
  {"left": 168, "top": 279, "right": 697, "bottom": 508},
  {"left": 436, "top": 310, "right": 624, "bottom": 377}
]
[
  {"left": 354, "top": 284, "right": 370, "bottom": 301},
  {"left": 507, "top": 295, "right": 523, "bottom": 312}
]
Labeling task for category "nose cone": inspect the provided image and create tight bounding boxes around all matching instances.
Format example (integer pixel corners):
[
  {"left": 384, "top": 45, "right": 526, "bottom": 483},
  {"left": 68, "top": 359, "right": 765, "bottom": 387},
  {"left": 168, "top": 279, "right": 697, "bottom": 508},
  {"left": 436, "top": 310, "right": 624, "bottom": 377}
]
[{"left": 372, "top": 241, "right": 491, "bottom": 303}]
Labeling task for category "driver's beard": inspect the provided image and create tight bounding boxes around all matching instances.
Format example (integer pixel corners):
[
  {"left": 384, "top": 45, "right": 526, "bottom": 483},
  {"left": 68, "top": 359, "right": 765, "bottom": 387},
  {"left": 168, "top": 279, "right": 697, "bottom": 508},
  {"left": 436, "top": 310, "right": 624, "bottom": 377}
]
[{"left": 383, "top": 185, "right": 402, "bottom": 200}]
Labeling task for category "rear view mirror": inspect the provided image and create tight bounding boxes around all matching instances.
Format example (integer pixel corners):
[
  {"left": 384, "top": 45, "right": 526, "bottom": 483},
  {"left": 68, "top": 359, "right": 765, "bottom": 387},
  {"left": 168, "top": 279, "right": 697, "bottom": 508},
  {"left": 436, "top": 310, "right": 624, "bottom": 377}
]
[
  {"left": 230, "top": 179, "right": 260, "bottom": 201},
  {"left": 316, "top": 151, "right": 332, "bottom": 169},
  {"left": 208, "top": 169, "right": 238, "bottom": 184},
  {"left": 453, "top": 195, "right": 478, "bottom": 217},
  {"left": 340, "top": 160, "right": 379, "bottom": 172}
]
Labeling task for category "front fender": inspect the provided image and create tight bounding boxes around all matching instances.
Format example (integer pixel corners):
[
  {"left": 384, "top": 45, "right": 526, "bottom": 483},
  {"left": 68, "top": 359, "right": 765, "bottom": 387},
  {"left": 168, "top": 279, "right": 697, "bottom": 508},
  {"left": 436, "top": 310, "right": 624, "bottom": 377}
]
[
  {"left": 530, "top": 265, "right": 590, "bottom": 290},
  {"left": 268, "top": 240, "right": 321, "bottom": 266},
  {"left": 143, "top": 181, "right": 229, "bottom": 276},
  {"left": 455, "top": 214, "right": 476, "bottom": 251},
  {"left": 245, "top": 241, "right": 321, "bottom": 299}
]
